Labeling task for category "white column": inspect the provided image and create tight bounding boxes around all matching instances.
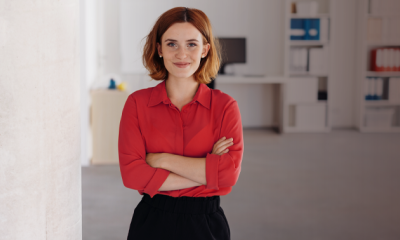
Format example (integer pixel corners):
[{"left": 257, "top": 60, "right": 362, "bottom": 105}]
[{"left": 0, "top": 1, "right": 81, "bottom": 239}]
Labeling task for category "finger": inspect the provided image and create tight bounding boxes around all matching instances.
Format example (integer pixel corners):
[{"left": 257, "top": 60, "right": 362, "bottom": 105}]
[
  {"left": 213, "top": 146, "right": 227, "bottom": 155},
  {"left": 216, "top": 149, "right": 228, "bottom": 156},
  {"left": 214, "top": 136, "right": 227, "bottom": 146},
  {"left": 217, "top": 141, "right": 234, "bottom": 151},
  {"left": 218, "top": 149, "right": 229, "bottom": 155},
  {"left": 216, "top": 145, "right": 231, "bottom": 154},
  {"left": 214, "top": 138, "right": 233, "bottom": 150}
]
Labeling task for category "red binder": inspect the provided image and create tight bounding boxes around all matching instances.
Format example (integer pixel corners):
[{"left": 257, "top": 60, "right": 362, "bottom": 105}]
[{"left": 370, "top": 47, "right": 400, "bottom": 72}]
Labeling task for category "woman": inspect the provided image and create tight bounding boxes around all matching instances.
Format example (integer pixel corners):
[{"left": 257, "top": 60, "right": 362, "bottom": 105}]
[{"left": 118, "top": 6, "right": 244, "bottom": 240}]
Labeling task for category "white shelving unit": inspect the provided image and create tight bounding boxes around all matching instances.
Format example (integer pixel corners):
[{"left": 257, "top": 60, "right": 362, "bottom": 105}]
[
  {"left": 355, "top": 0, "right": 400, "bottom": 133},
  {"left": 282, "top": 0, "right": 333, "bottom": 133},
  {"left": 289, "top": 41, "right": 328, "bottom": 46}
]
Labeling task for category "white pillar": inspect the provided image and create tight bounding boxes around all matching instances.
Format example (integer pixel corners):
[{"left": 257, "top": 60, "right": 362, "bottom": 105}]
[{"left": 0, "top": 1, "right": 82, "bottom": 239}]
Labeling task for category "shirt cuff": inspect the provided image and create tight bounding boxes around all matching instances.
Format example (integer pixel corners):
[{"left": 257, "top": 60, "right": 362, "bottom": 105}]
[
  {"left": 205, "top": 153, "right": 220, "bottom": 190},
  {"left": 143, "top": 168, "right": 170, "bottom": 198}
]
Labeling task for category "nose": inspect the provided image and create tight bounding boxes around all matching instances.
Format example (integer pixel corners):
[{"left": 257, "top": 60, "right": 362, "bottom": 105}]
[{"left": 175, "top": 46, "right": 187, "bottom": 59}]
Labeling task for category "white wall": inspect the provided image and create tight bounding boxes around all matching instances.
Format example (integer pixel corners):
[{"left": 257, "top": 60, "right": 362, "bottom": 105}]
[
  {"left": 92, "top": 0, "right": 359, "bottom": 129},
  {"left": 80, "top": 0, "right": 98, "bottom": 166},
  {"left": 0, "top": 1, "right": 82, "bottom": 238}
]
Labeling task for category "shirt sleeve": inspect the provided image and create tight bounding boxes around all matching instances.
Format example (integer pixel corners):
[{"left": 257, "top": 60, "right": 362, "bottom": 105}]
[
  {"left": 205, "top": 100, "right": 244, "bottom": 190},
  {"left": 118, "top": 94, "right": 170, "bottom": 198}
]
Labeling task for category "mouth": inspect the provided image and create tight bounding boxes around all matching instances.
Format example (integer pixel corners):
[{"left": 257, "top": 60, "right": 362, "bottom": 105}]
[{"left": 173, "top": 62, "right": 190, "bottom": 68}]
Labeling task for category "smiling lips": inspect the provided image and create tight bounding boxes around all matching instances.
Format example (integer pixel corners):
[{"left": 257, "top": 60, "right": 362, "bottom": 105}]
[{"left": 174, "top": 62, "right": 190, "bottom": 68}]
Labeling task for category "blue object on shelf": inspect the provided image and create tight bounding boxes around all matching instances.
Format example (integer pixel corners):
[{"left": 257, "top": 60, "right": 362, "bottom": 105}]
[
  {"left": 290, "top": 18, "right": 320, "bottom": 41},
  {"left": 365, "top": 77, "right": 373, "bottom": 100},
  {"left": 108, "top": 79, "right": 116, "bottom": 89},
  {"left": 290, "top": 19, "right": 306, "bottom": 40},
  {"left": 307, "top": 19, "right": 320, "bottom": 40}
]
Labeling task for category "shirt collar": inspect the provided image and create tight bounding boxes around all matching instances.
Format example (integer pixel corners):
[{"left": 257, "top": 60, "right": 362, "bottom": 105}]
[{"left": 148, "top": 79, "right": 211, "bottom": 109}]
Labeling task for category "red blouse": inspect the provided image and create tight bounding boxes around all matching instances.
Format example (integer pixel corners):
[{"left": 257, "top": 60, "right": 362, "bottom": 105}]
[{"left": 118, "top": 79, "right": 244, "bottom": 198}]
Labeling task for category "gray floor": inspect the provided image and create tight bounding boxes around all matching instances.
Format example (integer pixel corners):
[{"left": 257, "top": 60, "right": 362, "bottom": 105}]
[{"left": 82, "top": 129, "right": 400, "bottom": 240}]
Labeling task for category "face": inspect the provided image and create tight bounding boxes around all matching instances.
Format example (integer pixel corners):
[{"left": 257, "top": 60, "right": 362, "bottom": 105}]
[{"left": 157, "top": 22, "right": 210, "bottom": 80}]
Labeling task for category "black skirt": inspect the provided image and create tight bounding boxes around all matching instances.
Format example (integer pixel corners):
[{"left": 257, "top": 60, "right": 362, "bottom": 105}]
[{"left": 127, "top": 193, "right": 231, "bottom": 240}]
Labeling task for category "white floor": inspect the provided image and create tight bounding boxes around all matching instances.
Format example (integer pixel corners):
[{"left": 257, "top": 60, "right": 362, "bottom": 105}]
[{"left": 82, "top": 129, "right": 400, "bottom": 240}]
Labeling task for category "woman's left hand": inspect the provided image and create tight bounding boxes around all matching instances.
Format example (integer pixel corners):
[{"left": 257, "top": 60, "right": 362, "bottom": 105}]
[{"left": 145, "top": 153, "right": 167, "bottom": 168}]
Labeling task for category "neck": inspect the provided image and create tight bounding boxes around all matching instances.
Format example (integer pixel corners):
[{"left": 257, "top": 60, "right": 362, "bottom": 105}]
[{"left": 165, "top": 75, "right": 200, "bottom": 102}]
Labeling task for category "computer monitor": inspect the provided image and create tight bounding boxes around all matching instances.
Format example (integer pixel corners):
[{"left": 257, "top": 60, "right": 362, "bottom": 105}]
[{"left": 216, "top": 38, "right": 246, "bottom": 74}]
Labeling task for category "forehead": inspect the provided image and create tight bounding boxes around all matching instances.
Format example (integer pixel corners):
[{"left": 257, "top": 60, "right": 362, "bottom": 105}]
[{"left": 162, "top": 22, "right": 203, "bottom": 42}]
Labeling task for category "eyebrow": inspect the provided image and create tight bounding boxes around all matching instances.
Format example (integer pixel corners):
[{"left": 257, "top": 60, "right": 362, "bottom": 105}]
[{"left": 164, "top": 39, "right": 199, "bottom": 42}]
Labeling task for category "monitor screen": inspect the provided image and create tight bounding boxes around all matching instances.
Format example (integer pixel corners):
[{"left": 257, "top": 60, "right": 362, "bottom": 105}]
[{"left": 217, "top": 38, "right": 246, "bottom": 64}]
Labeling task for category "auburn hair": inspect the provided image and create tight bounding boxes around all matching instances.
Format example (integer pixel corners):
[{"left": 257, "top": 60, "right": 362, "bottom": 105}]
[{"left": 142, "top": 7, "right": 221, "bottom": 84}]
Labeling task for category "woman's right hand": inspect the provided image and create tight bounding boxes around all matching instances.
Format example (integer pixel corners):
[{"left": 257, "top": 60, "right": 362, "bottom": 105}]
[{"left": 211, "top": 136, "right": 234, "bottom": 155}]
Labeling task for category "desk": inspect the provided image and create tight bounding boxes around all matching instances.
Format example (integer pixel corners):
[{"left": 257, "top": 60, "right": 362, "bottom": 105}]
[
  {"left": 215, "top": 75, "right": 288, "bottom": 133},
  {"left": 216, "top": 75, "right": 288, "bottom": 84}
]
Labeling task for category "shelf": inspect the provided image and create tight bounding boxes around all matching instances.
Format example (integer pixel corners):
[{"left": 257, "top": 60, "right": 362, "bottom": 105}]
[
  {"left": 367, "top": 15, "right": 400, "bottom": 19},
  {"left": 365, "top": 71, "right": 400, "bottom": 77},
  {"left": 287, "top": 101, "right": 327, "bottom": 105},
  {"left": 290, "top": 73, "right": 328, "bottom": 77},
  {"left": 283, "top": 126, "right": 331, "bottom": 133},
  {"left": 364, "top": 100, "right": 400, "bottom": 106},
  {"left": 289, "top": 40, "right": 328, "bottom": 46},
  {"left": 366, "top": 42, "right": 400, "bottom": 47},
  {"left": 290, "top": 13, "right": 330, "bottom": 19},
  {"left": 359, "top": 127, "right": 400, "bottom": 133}
]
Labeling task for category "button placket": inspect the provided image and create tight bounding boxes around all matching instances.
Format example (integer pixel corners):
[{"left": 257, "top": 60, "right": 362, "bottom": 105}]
[{"left": 178, "top": 114, "right": 184, "bottom": 155}]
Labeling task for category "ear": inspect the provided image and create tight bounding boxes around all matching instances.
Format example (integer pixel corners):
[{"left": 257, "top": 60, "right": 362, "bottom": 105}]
[
  {"left": 157, "top": 42, "right": 162, "bottom": 56},
  {"left": 202, "top": 43, "right": 210, "bottom": 57}
]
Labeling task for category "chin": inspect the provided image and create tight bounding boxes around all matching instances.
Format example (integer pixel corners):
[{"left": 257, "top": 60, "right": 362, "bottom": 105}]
[
  {"left": 168, "top": 69, "right": 196, "bottom": 79},
  {"left": 170, "top": 73, "right": 194, "bottom": 79}
]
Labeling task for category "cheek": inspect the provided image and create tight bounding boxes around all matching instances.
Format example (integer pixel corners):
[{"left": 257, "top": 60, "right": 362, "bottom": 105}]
[{"left": 191, "top": 48, "right": 203, "bottom": 57}]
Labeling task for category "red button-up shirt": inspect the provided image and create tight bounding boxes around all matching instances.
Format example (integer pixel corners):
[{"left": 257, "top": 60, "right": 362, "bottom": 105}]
[{"left": 118, "top": 79, "right": 244, "bottom": 198}]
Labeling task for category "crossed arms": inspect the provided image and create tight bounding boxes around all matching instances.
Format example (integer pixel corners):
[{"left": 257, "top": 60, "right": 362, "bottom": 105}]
[{"left": 146, "top": 153, "right": 207, "bottom": 191}]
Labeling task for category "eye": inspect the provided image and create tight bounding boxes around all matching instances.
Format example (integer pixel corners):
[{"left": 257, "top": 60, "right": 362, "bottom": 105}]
[
  {"left": 167, "top": 42, "right": 177, "bottom": 47},
  {"left": 188, "top": 43, "right": 197, "bottom": 47}
]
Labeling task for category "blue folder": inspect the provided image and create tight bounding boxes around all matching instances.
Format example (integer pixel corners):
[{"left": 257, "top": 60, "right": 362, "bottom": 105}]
[{"left": 290, "top": 19, "right": 320, "bottom": 41}]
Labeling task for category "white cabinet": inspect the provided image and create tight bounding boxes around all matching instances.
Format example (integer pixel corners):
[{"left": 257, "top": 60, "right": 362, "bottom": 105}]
[
  {"left": 295, "top": 103, "right": 327, "bottom": 129},
  {"left": 286, "top": 77, "right": 319, "bottom": 103},
  {"left": 90, "top": 89, "right": 129, "bottom": 164}
]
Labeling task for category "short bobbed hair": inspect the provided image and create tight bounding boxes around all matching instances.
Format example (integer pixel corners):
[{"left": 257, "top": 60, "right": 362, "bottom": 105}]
[{"left": 142, "top": 7, "right": 221, "bottom": 84}]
